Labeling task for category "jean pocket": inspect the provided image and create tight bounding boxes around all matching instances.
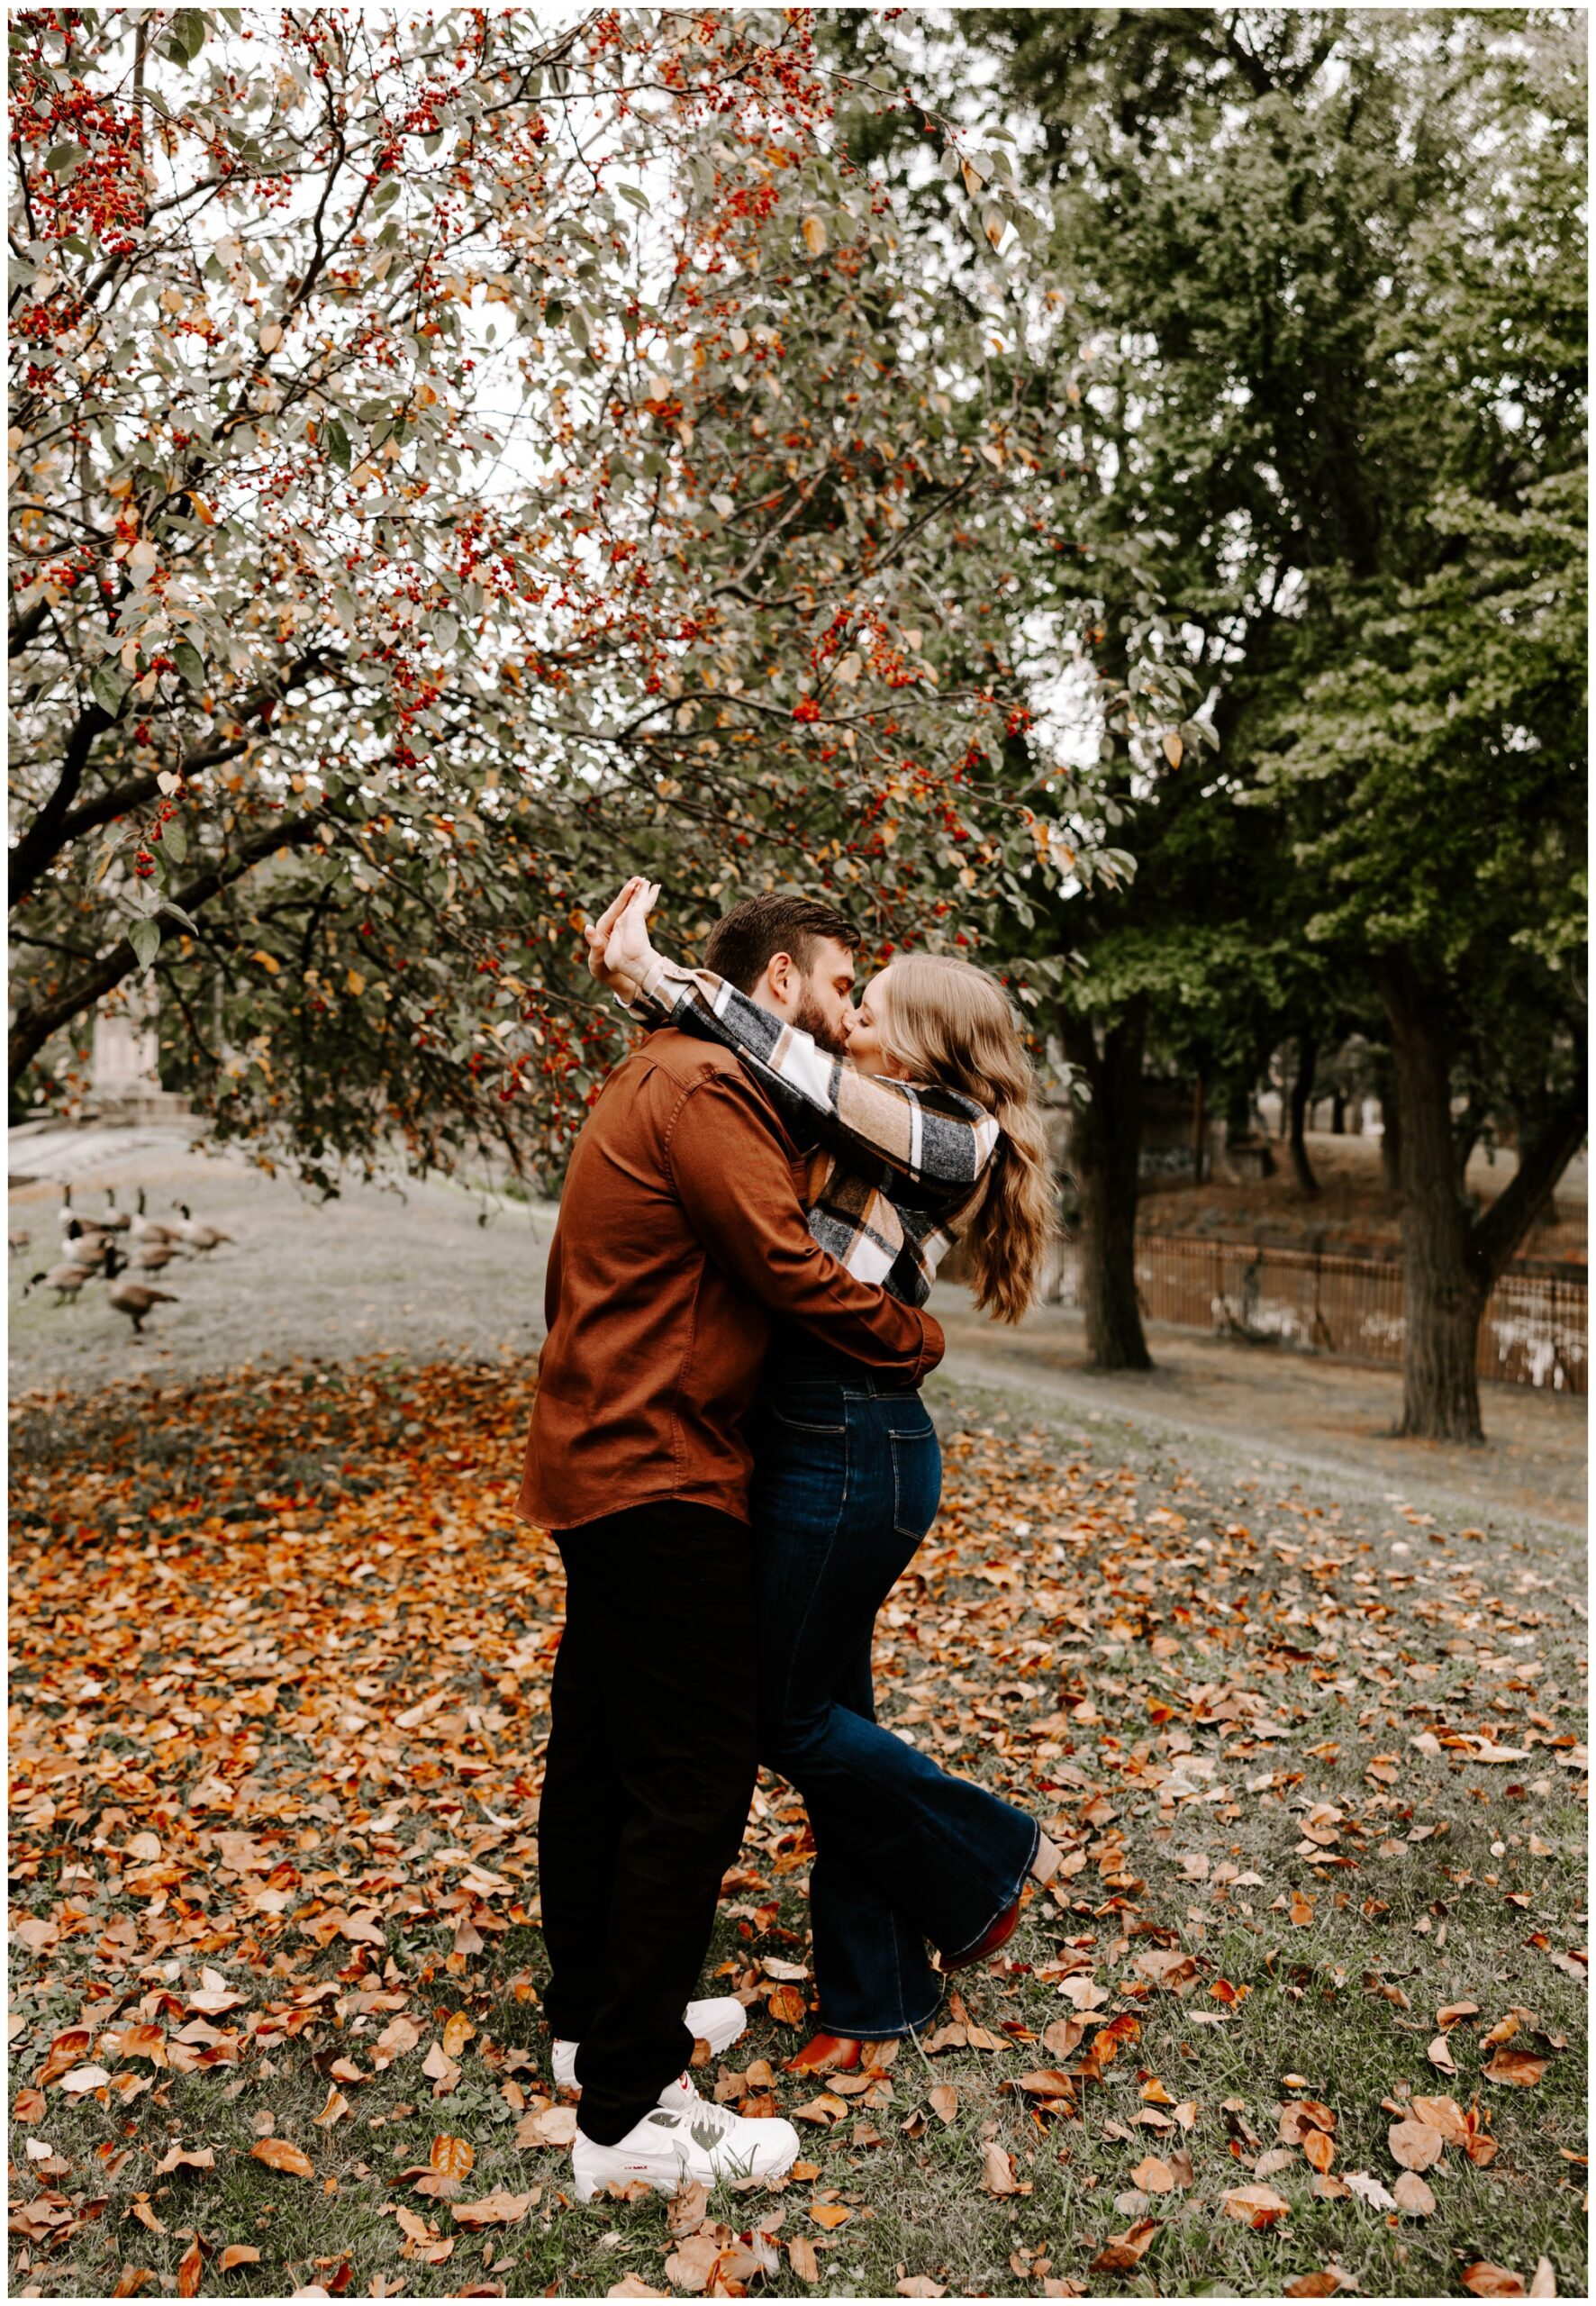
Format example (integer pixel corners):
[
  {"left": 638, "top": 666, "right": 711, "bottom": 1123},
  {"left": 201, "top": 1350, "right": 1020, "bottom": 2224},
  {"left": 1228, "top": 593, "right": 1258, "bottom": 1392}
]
[
  {"left": 889, "top": 1421, "right": 942, "bottom": 1543},
  {"left": 757, "top": 1418, "right": 848, "bottom": 1548},
  {"left": 769, "top": 1381, "right": 848, "bottom": 1437},
  {"left": 770, "top": 1404, "right": 847, "bottom": 1438}
]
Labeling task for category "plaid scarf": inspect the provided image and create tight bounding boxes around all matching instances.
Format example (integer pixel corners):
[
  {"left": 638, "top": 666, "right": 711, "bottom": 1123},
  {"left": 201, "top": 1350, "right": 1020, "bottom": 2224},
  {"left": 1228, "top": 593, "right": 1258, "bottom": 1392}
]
[{"left": 625, "top": 956, "right": 999, "bottom": 1305}]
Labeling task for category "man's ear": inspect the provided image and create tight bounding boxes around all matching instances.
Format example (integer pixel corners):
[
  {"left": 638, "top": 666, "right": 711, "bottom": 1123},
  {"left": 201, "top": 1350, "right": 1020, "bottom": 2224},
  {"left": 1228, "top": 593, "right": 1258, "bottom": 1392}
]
[{"left": 755, "top": 950, "right": 799, "bottom": 1014}]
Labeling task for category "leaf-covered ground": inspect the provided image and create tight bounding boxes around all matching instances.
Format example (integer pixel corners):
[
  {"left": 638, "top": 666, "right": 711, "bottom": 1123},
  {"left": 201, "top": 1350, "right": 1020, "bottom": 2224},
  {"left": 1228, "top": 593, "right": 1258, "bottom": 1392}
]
[{"left": 8, "top": 1362, "right": 1588, "bottom": 2300}]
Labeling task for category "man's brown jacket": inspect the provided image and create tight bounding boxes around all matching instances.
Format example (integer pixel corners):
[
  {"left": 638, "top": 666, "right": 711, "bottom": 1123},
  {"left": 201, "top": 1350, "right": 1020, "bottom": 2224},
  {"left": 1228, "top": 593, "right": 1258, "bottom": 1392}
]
[{"left": 518, "top": 1025, "right": 944, "bottom": 1530}]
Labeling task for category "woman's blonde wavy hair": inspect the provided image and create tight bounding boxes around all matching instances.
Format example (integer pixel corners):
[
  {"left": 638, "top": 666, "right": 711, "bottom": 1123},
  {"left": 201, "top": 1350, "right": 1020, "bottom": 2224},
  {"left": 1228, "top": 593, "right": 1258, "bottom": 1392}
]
[{"left": 876, "top": 953, "right": 1054, "bottom": 1325}]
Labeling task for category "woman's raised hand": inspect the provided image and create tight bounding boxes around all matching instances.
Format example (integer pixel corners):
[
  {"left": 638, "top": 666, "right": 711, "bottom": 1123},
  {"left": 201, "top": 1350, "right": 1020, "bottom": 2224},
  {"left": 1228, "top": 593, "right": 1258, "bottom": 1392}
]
[
  {"left": 584, "top": 876, "right": 648, "bottom": 995},
  {"left": 607, "top": 878, "right": 661, "bottom": 983}
]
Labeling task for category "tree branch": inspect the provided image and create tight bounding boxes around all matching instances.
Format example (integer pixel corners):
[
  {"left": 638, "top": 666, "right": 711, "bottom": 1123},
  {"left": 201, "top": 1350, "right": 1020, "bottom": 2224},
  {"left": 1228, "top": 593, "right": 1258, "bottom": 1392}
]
[
  {"left": 9, "top": 650, "right": 336, "bottom": 909},
  {"left": 47, "top": 731, "right": 256, "bottom": 857},
  {"left": 8, "top": 814, "right": 323, "bottom": 1085},
  {"left": 8, "top": 594, "right": 52, "bottom": 658},
  {"left": 1468, "top": 1076, "right": 1589, "bottom": 1287},
  {"left": 7, "top": 702, "right": 112, "bottom": 907}
]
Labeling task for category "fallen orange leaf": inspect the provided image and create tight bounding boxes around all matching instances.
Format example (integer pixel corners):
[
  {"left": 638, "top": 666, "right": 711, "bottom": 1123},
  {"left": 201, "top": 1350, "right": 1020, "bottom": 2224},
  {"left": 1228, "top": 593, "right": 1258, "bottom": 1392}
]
[
  {"left": 1463, "top": 2265, "right": 1528, "bottom": 2298},
  {"left": 451, "top": 2187, "right": 532, "bottom": 2229},
  {"left": 1388, "top": 2119, "right": 1445, "bottom": 2172},
  {"left": 1220, "top": 2183, "right": 1291, "bottom": 2228},
  {"left": 1089, "top": 2218, "right": 1158, "bottom": 2273},
  {"left": 250, "top": 2138, "right": 314, "bottom": 2178},
  {"left": 1483, "top": 2047, "right": 1548, "bottom": 2087},
  {"left": 431, "top": 2133, "right": 475, "bottom": 2181}
]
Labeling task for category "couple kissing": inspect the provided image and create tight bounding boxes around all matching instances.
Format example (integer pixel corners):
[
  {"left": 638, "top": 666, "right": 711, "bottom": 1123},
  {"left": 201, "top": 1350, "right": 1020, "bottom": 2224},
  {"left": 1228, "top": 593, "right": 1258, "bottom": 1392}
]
[{"left": 518, "top": 881, "right": 1061, "bottom": 2202}]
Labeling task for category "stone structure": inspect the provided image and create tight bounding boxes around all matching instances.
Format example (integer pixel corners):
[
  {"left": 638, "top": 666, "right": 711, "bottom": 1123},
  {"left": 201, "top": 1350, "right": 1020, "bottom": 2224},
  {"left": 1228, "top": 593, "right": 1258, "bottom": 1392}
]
[{"left": 89, "top": 994, "right": 189, "bottom": 1122}]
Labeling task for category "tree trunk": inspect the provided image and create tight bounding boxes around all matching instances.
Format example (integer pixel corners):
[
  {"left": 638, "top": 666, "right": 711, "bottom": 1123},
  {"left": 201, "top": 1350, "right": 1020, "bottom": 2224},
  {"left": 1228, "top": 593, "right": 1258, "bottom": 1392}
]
[
  {"left": 1191, "top": 1070, "right": 1207, "bottom": 1185},
  {"left": 1383, "top": 968, "right": 1588, "bottom": 1442},
  {"left": 1061, "top": 1003, "right": 1150, "bottom": 1370},
  {"left": 1378, "top": 1070, "right": 1401, "bottom": 1191},
  {"left": 1469, "top": 1082, "right": 1589, "bottom": 1289},
  {"left": 1060, "top": 1010, "right": 1148, "bottom": 1365},
  {"left": 1330, "top": 1089, "right": 1346, "bottom": 1135},
  {"left": 9, "top": 653, "right": 328, "bottom": 911},
  {"left": 1288, "top": 1028, "right": 1319, "bottom": 1196},
  {"left": 1383, "top": 973, "right": 1483, "bottom": 1441},
  {"left": 7, "top": 704, "right": 113, "bottom": 907}
]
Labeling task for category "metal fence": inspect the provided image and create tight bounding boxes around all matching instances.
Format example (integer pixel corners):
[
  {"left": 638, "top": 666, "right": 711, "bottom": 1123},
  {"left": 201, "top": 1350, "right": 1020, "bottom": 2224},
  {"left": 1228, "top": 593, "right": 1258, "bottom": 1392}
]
[{"left": 1040, "top": 1234, "right": 1587, "bottom": 1395}]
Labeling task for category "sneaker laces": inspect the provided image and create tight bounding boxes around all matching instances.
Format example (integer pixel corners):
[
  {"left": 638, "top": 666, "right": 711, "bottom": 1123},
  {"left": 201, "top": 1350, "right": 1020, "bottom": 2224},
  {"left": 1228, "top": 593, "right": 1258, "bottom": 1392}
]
[{"left": 664, "top": 2081, "right": 738, "bottom": 2139}]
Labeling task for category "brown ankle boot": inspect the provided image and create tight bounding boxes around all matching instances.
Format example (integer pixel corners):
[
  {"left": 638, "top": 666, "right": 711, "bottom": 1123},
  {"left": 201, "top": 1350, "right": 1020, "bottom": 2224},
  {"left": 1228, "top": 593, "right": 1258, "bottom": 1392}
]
[
  {"left": 784, "top": 2032, "right": 863, "bottom": 2075},
  {"left": 938, "top": 1893, "right": 1023, "bottom": 1975}
]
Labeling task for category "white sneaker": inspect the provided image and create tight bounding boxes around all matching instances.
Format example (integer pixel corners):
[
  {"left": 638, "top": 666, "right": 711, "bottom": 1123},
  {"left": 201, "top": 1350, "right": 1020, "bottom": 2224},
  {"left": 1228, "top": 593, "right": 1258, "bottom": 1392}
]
[
  {"left": 571, "top": 2072, "right": 799, "bottom": 2202},
  {"left": 551, "top": 1994, "right": 748, "bottom": 2093}
]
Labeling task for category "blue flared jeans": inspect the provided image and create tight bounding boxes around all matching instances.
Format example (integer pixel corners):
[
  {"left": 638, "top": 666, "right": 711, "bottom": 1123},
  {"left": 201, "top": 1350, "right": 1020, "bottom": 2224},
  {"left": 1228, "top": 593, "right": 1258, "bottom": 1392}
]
[{"left": 751, "top": 1346, "right": 1039, "bottom": 2038}]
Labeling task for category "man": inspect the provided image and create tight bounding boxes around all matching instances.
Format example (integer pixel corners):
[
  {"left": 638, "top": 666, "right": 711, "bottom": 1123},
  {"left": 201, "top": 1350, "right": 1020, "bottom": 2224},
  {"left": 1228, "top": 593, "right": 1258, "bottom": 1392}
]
[{"left": 520, "top": 893, "right": 944, "bottom": 2202}]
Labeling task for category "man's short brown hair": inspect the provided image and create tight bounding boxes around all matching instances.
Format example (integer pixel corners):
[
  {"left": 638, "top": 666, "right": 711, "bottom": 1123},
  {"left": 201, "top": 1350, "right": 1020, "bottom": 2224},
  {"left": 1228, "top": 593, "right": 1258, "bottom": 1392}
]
[{"left": 703, "top": 893, "right": 860, "bottom": 995}]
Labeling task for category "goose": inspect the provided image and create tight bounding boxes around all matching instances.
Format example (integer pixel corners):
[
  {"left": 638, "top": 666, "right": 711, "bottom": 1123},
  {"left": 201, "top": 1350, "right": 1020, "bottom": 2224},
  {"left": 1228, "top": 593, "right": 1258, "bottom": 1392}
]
[
  {"left": 98, "top": 1186, "right": 131, "bottom": 1234},
  {"left": 8, "top": 1227, "right": 30, "bottom": 1257},
  {"left": 25, "top": 1260, "right": 92, "bottom": 1306},
  {"left": 102, "top": 1243, "right": 178, "bottom": 1336},
  {"left": 63, "top": 1216, "right": 113, "bottom": 1266},
  {"left": 130, "top": 1187, "right": 179, "bottom": 1248},
  {"left": 171, "top": 1201, "right": 232, "bottom": 1252},
  {"left": 56, "top": 1183, "right": 77, "bottom": 1234},
  {"left": 132, "top": 1239, "right": 183, "bottom": 1275}
]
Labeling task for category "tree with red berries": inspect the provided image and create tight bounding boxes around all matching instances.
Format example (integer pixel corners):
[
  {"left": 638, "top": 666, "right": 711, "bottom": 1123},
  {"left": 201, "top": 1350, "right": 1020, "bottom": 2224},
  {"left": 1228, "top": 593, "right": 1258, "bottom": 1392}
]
[{"left": 9, "top": 7, "right": 1198, "bottom": 1183}]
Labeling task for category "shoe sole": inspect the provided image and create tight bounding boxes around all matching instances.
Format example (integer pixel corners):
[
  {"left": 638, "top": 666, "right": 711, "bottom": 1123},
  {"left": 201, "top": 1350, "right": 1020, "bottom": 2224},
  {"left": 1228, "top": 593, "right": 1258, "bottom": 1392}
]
[
  {"left": 572, "top": 2138, "right": 797, "bottom": 2204},
  {"left": 573, "top": 2149, "right": 687, "bottom": 2203}
]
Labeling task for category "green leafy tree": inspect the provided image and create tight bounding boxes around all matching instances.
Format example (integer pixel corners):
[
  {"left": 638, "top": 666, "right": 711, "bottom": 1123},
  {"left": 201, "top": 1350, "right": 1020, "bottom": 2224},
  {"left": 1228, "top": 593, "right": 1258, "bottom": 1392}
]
[
  {"left": 976, "top": 691, "right": 1307, "bottom": 1369},
  {"left": 1261, "top": 464, "right": 1586, "bottom": 1439},
  {"left": 977, "top": 6, "right": 1585, "bottom": 1428}
]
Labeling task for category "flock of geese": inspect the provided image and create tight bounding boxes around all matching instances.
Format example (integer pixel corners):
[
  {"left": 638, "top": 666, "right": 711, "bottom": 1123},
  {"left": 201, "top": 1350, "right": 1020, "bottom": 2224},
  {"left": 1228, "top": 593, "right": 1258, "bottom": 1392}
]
[{"left": 14, "top": 1185, "right": 231, "bottom": 1336}]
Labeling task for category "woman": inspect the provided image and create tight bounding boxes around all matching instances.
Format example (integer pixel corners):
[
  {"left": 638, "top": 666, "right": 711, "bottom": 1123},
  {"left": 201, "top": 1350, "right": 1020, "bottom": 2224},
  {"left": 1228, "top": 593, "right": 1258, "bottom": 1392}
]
[{"left": 592, "top": 879, "right": 1060, "bottom": 2073}]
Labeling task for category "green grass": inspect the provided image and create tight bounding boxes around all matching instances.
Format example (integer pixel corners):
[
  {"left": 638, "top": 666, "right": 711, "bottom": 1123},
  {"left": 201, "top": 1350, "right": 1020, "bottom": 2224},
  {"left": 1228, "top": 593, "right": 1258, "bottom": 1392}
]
[{"left": 9, "top": 1372, "right": 1587, "bottom": 2298}]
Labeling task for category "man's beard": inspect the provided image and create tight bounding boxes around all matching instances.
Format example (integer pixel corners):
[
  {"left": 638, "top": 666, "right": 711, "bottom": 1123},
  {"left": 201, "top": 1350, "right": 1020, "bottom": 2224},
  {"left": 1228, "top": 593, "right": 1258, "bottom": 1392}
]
[{"left": 791, "top": 987, "right": 850, "bottom": 1059}]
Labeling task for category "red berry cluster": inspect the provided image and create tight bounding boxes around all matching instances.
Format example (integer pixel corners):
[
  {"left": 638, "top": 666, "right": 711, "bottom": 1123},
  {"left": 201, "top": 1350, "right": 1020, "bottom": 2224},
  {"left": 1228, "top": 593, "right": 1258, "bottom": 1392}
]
[{"left": 11, "top": 42, "right": 149, "bottom": 260}]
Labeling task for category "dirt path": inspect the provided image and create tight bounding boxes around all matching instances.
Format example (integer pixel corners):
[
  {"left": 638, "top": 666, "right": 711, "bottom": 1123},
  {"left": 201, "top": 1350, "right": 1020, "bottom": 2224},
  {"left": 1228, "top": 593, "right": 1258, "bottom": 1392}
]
[
  {"left": 11, "top": 1122, "right": 1582, "bottom": 1536},
  {"left": 927, "top": 1286, "right": 1585, "bottom": 1536}
]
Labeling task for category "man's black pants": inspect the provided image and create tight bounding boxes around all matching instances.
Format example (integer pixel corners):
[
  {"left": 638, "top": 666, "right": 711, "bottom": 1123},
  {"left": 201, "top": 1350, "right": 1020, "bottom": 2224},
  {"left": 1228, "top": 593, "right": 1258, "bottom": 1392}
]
[{"left": 539, "top": 1499, "right": 757, "bottom": 2146}]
